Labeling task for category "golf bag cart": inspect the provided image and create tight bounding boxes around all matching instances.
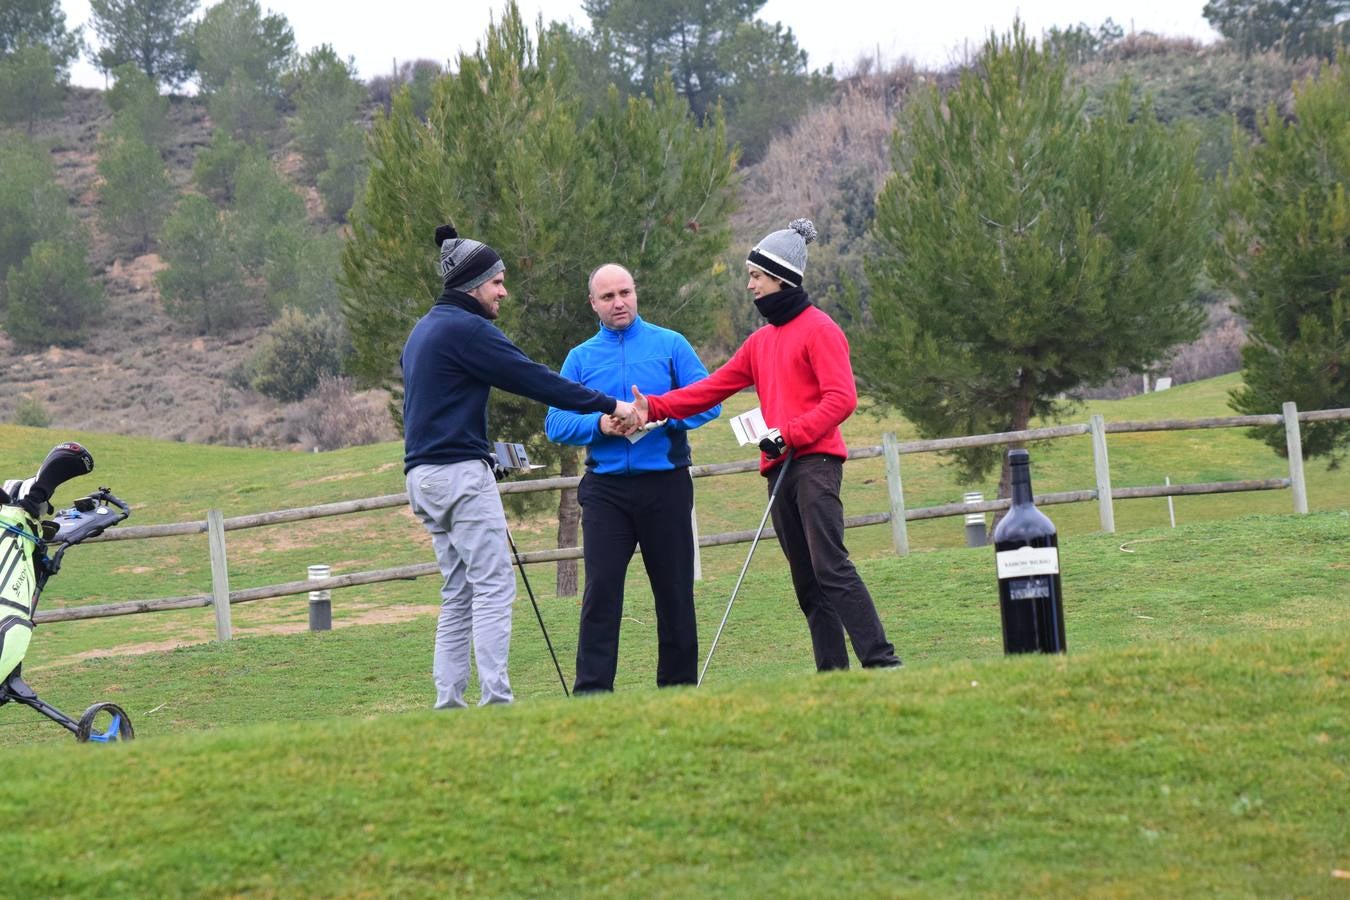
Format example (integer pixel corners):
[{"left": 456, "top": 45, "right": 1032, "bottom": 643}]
[{"left": 0, "top": 442, "right": 134, "bottom": 742}]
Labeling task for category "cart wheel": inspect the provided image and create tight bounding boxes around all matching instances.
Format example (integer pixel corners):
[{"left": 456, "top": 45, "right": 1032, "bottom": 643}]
[{"left": 76, "top": 702, "right": 135, "bottom": 743}]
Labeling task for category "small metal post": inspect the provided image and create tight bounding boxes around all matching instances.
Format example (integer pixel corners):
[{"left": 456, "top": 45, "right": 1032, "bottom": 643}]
[
  {"left": 207, "top": 509, "right": 232, "bottom": 641},
  {"left": 1165, "top": 476, "right": 1176, "bottom": 528},
  {"left": 963, "top": 491, "right": 986, "bottom": 547},
  {"left": 1282, "top": 402, "right": 1308, "bottom": 514},
  {"left": 308, "top": 564, "right": 332, "bottom": 631}
]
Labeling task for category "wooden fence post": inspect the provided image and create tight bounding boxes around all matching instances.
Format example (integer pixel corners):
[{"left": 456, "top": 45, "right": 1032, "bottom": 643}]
[
  {"left": 207, "top": 509, "right": 232, "bottom": 641},
  {"left": 1089, "top": 414, "right": 1116, "bottom": 534},
  {"left": 883, "top": 431, "right": 909, "bottom": 556},
  {"left": 1282, "top": 401, "right": 1308, "bottom": 514}
]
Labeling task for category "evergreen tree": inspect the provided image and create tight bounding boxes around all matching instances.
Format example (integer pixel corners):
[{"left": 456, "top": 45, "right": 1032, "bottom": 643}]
[
  {"left": 1215, "top": 60, "right": 1349, "bottom": 462},
  {"left": 0, "top": 41, "right": 67, "bottom": 132},
  {"left": 190, "top": 0, "right": 294, "bottom": 140},
  {"left": 97, "top": 133, "right": 174, "bottom": 253},
  {"left": 316, "top": 130, "right": 366, "bottom": 222},
  {"left": 0, "top": 134, "right": 77, "bottom": 307},
  {"left": 861, "top": 24, "right": 1209, "bottom": 493},
  {"left": 341, "top": 2, "right": 736, "bottom": 587},
  {"left": 5, "top": 237, "right": 103, "bottom": 349},
  {"left": 105, "top": 62, "right": 170, "bottom": 147},
  {"left": 0, "top": 0, "right": 81, "bottom": 65},
  {"left": 1202, "top": 0, "right": 1348, "bottom": 59},
  {"left": 290, "top": 44, "right": 367, "bottom": 221},
  {"left": 89, "top": 0, "right": 196, "bottom": 88},
  {"left": 290, "top": 44, "right": 365, "bottom": 180},
  {"left": 230, "top": 151, "right": 308, "bottom": 300},
  {"left": 578, "top": 0, "right": 830, "bottom": 161},
  {"left": 191, "top": 130, "right": 256, "bottom": 204},
  {"left": 157, "top": 194, "right": 252, "bottom": 333}
]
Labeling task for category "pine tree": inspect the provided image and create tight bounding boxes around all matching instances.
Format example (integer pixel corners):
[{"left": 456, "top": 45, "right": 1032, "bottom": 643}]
[
  {"left": 156, "top": 194, "right": 251, "bottom": 333},
  {"left": 105, "top": 62, "right": 170, "bottom": 148},
  {"left": 97, "top": 133, "right": 174, "bottom": 253},
  {"left": 860, "top": 23, "right": 1209, "bottom": 494},
  {"left": 341, "top": 1, "right": 735, "bottom": 589},
  {"left": 0, "top": 134, "right": 79, "bottom": 307},
  {"left": 0, "top": 41, "right": 67, "bottom": 132},
  {"left": 1215, "top": 60, "right": 1349, "bottom": 462},
  {"left": 89, "top": 0, "right": 196, "bottom": 89},
  {"left": 5, "top": 238, "right": 103, "bottom": 349},
  {"left": 189, "top": 0, "right": 294, "bottom": 140}
]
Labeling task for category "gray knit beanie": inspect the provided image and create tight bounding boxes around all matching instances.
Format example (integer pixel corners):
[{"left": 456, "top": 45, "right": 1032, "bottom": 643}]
[
  {"left": 434, "top": 224, "right": 505, "bottom": 292},
  {"left": 747, "top": 218, "right": 817, "bottom": 288}
]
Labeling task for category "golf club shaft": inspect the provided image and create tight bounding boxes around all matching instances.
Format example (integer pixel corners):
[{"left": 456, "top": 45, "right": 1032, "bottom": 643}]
[
  {"left": 506, "top": 530, "right": 570, "bottom": 697},
  {"left": 698, "top": 449, "right": 795, "bottom": 687}
]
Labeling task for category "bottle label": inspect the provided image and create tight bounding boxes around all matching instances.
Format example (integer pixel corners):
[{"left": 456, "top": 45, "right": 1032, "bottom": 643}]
[
  {"left": 1007, "top": 576, "right": 1052, "bottom": 600},
  {"left": 996, "top": 546, "right": 1060, "bottom": 578}
]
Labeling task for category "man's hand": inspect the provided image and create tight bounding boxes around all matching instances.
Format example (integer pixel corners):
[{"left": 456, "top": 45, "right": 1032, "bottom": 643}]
[
  {"left": 631, "top": 385, "right": 651, "bottom": 427},
  {"left": 598, "top": 413, "right": 627, "bottom": 436},
  {"left": 758, "top": 427, "right": 787, "bottom": 459},
  {"left": 611, "top": 398, "right": 641, "bottom": 434}
]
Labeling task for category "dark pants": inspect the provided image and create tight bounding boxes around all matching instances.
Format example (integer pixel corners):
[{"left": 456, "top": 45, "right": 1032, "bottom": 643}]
[
  {"left": 574, "top": 468, "right": 698, "bottom": 693},
  {"left": 768, "top": 454, "right": 900, "bottom": 671}
]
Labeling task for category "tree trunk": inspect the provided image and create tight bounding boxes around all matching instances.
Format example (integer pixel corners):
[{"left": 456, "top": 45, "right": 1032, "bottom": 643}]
[{"left": 555, "top": 447, "right": 580, "bottom": 597}]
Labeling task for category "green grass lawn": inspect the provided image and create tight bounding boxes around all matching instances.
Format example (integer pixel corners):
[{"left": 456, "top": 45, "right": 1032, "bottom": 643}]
[{"left": 0, "top": 375, "right": 1345, "bottom": 895}]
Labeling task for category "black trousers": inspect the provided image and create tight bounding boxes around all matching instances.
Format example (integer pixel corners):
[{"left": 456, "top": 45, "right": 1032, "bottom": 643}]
[
  {"left": 574, "top": 468, "right": 698, "bottom": 693},
  {"left": 768, "top": 454, "right": 900, "bottom": 671}
]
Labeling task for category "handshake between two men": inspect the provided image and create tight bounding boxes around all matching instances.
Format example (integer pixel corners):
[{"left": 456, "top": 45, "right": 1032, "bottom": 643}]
[{"left": 604, "top": 387, "right": 787, "bottom": 459}]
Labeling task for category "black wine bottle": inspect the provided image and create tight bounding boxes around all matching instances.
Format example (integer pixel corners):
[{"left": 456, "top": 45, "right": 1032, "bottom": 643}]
[{"left": 992, "top": 448, "right": 1066, "bottom": 654}]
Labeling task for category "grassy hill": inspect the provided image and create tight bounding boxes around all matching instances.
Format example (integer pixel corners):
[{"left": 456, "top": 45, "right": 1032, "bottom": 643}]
[
  {"left": 0, "top": 370, "right": 1345, "bottom": 894},
  {"left": 0, "top": 513, "right": 1345, "bottom": 895}
]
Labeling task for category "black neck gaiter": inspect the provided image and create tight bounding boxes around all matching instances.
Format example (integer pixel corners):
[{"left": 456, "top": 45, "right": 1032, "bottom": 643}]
[
  {"left": 434, "top": 286, "right": 491, "bottom": 319},
  {"left": 754, "top": 285, "right": 811, "bottom": 326}
]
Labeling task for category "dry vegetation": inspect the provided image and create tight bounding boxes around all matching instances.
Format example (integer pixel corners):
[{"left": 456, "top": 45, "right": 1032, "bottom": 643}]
[
  {"left": 7, "top": 43, "right": 1300, "bottom": 445},
  {"left": 3, "top": 88, "right": 396, "bottom": 450}
]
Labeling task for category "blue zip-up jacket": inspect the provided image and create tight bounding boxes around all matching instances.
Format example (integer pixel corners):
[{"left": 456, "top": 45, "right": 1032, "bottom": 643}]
[
  {"left": 545, "top": 315, "right": 720, "bottom": 475},
  {"left": 402, "top": 291, "right": 617, "bottom": 474}
]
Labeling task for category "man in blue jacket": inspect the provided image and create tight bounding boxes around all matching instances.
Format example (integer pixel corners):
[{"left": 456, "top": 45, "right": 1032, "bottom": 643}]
[
  {"left": 404, "top": 227, "right": 639, "bottom": 710},
  {"left": 545, "top": 263, "right": 720, "bottom": 693}
]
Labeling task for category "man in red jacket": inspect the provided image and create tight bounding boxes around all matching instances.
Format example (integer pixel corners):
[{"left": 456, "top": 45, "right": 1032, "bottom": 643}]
[{"left": 633, "top": 219, "right": 901, "bottom": 672}]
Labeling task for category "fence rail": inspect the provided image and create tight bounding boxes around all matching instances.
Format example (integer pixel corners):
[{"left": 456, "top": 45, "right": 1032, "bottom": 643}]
[{"left": 35, "top": 404, "right": 1349, "bottom": 631}]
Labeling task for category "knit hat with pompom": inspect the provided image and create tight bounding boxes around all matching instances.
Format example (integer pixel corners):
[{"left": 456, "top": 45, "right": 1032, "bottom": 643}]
[
  {"left": 747, "top": 218, "right": 817, "bottom": 288},
  {"left": 434, "top": 224, "right": 504, "bottom": 292}
]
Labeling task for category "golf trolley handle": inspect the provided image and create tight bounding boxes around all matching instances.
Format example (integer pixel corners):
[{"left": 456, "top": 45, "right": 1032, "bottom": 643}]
[{"left": 45, "top": 487, "right": 131, "bottom": 573}]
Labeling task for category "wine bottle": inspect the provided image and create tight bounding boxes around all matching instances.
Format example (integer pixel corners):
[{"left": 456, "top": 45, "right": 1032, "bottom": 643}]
[{"left": 993, "top": 448, "right": 1066, "bottom": 654}]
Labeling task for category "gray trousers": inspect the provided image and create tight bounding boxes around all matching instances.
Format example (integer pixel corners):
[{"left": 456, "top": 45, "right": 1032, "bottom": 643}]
[{"left": 407, "top": 461, "right": 515, "bottom": 708}]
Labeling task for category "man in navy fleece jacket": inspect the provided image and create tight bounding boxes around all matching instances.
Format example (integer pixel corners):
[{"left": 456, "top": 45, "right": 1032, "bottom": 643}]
[{"left": 402, "top": 226, "right": 638, "bottom": 709}]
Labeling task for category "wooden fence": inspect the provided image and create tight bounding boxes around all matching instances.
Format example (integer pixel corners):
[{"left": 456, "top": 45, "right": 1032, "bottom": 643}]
[{"left": 34, "top": 402, "right": 1349, "bottom": 637}]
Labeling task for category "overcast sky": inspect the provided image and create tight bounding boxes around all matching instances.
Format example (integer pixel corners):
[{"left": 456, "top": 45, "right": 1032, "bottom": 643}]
[{"left": 59, "top": 0, "right": 1220, "bottom": 89}]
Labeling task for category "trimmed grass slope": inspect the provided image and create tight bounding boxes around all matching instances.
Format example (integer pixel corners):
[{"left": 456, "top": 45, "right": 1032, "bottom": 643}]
[
  {"left": 0, "top": 626, "right": 1345, "bottom": 897},
  {"left": 0, "top": 512, "right": 1344, "bottom": 895}
]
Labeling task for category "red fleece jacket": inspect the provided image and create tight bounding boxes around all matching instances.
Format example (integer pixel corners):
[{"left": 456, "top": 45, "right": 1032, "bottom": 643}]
[{"left": 646, "top": 305, "right": 857, "bottom": 474}]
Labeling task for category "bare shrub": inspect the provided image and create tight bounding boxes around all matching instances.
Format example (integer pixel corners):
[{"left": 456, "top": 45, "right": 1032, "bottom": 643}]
[
  {"left": 13, "top": 394, "right": 51, "bottom": 428},
  {"left": 281, "top": 376, "right": 397, "bottom": 451},
  {"left": 1104, "top": 32, "right": 1205, "bottom": 61}
]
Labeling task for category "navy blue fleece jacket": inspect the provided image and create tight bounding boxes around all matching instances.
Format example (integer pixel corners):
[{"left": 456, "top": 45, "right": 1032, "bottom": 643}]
[{"left": 401, "top": 291, "right": 617, "bottom": 473}]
